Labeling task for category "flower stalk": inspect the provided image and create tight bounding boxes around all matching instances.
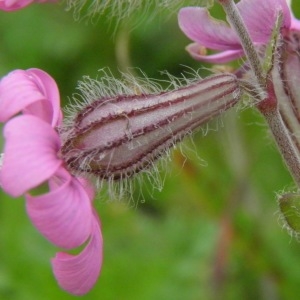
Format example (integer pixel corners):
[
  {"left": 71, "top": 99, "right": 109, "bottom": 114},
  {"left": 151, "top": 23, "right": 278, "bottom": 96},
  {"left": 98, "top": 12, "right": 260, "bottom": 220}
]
[
  {"left": 217, "top": 0, "right": 300, "bottom": 188},
  {"left": 258, "top": 87, "right": 300, "bottom": 187},
  {"left": 217, "top": 0, "right": 265, "bottom": 90}
]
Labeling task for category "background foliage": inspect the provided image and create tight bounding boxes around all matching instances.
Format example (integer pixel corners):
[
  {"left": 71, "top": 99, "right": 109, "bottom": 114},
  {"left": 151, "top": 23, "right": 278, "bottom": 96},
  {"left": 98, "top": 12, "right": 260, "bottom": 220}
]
[{"left": 1, "top": 1, "right": 300, "bottom": 299}]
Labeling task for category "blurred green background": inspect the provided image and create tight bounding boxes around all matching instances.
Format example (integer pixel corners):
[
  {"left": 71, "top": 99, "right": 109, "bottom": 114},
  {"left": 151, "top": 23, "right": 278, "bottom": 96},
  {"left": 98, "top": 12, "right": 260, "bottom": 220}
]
[{"left": 1, "top": 1, "right": 300, "bottom": 299}]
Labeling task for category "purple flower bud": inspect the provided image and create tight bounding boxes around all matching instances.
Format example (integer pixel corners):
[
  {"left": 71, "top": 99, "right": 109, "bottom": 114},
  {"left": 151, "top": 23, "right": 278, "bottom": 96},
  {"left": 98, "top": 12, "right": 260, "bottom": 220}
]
[{"left": 61, "top": 73, "right": 241, "bottom": 181}]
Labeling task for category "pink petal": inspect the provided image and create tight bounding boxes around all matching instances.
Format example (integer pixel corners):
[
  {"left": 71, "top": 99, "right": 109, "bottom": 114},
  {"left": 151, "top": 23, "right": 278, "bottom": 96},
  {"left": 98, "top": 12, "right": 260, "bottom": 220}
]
[
  {"left": 237, "top": 0, "right": 291, "bottom": 43},
  {"left": 0, "top": 0, "right": 51, "bottom": 11},
  {"left": 0, "top": 69, "right": 62, "bottom": 126},
  {"left": 178, "top": 7, "right": 241, "bottom": 51},
  {"left": 291, "top": 18, "right": 300, "bottom": 31},
  {"left": 76, "top": 177, "right": 96, "bottom": 202},
  {"left": 186, "top": 43, "right": 245, "bottom": 63},
  {"left": 52, "top": 214, "right": 103, "bottom": 296},
  {"left": 25, "top": 69, "right": 62, "bottom": 127},
  {"left": 0, "top": 70, "right": 45, "bottom": 122},
  {"left": 0, "top": 0, "right": 33, "bottom": 10},
  {"left": 26, "top": 168, "right": 94, "bottom": 249},
  {"left": 0, "top": 115, "right": 61, "bottom": 196}
]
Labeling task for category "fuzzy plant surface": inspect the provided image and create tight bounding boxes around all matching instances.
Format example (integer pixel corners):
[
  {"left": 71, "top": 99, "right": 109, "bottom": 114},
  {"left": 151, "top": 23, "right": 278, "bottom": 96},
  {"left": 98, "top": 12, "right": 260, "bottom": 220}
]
[{"left": 1, "top": 0, "right": 300, "bottom": 299}]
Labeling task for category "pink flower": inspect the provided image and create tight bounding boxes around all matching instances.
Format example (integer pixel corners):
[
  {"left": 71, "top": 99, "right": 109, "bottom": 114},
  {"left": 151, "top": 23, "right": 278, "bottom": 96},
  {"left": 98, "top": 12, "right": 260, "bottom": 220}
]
[
  {"left": 0, "top": 68, "right": 103, "bottom": 295},
  {"left": 0, "top": 0, "right": 52, "bottom": 11},
  {"left": 0, "top": 68, "right": 242, "bottom": 295},
  {"left": 178, "top": 0, "right": 292, "bottom": 63}
]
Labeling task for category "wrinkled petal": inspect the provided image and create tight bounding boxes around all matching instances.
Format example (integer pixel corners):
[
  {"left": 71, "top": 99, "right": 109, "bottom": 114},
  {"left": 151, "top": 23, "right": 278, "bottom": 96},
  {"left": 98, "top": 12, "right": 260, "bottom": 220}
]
[
  {"left": 26, "top": 168, "right": 94, "bottom": 249},
  {"left": 186, "top": 43, "right": 245, "bottom": 63},
  {"left": 24, "top": 69, "right": 62, "bottom": 126},
  {"left": 0, "top": 69, "right": 62, "bottom": 126},
  {"left": 0, "top": 115, "right": 61, "bottom": 196},
  {"left": 238, "top": 0, "right": 291, "bottom": 42},
  {"left": 178, "top": 7, "right": 241, "bottom": 50},
  {"left": 52, "top": 214, "right": 103, "bottom": 296},
  {"left": 0, "top": 70, "right": 45, "bottom": 122}
]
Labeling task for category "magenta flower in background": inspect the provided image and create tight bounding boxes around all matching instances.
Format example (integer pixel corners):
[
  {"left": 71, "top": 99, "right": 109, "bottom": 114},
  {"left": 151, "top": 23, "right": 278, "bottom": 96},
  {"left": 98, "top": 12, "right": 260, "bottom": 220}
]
[
  {"left": 0, "top": 0, "right": 51, "bottom": 11},
  {"left": 179, "top": 0, "right": 300, "bottom": 174},
  {"left": 178, "top": 0, "right": 293, "bottom": 63},
  {"left": 179, "top": 0, "right": 300, "bottom": 232},
  {"left": 0, "top": 69, "right": 103, "bottom": 295}
]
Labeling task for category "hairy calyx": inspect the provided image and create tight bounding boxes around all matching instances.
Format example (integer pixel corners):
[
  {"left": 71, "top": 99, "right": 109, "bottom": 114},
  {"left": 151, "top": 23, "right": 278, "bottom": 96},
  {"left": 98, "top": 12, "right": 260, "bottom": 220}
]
[{"left": 61, "top": 73, "right": 241, "bottom": 181}]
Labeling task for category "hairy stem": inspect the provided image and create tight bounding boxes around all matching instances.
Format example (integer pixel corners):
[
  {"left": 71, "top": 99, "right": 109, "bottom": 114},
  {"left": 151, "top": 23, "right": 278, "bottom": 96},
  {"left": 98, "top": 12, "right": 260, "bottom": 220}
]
[
  {"left": 217, "top": 0, "right": 265, "bottom": 92},
  {"left": 219, "top": 0, "right": 300, "bottom": 186},
  {"left": 258, "top": 93, "right": 300, "bottom": 187},
  {"left": 264, "top": 109, "right": 300, "bottom": 186}
]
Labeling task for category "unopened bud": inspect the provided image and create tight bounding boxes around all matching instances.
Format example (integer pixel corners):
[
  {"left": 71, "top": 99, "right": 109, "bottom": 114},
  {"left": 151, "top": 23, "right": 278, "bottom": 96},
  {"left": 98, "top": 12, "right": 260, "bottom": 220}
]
[
  {"left": 61, "top": 73, "right": 241, "bottom": 181},
  {"left": 278, "top": 192, "right": 300, "bottom": 235}
]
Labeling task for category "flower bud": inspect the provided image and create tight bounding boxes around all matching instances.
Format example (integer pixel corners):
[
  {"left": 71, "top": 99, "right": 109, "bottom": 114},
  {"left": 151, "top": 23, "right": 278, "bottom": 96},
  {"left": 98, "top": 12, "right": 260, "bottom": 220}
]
[
  {"left": 61, "top": 73, "right": 241, "bottom": 181},
  {"left": 278, "top": 192, "right": 300, "bottom": 235}
]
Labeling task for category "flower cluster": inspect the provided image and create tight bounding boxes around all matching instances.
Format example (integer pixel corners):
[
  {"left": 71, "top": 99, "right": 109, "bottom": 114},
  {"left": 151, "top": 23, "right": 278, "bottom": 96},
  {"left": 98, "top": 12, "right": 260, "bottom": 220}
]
[
  {"left": 179, "top": 0, "right": 300, "bottom": 236},
  {"left": 0, "top": 55, "right": 243, "bottom": 295},
  {"left": 2, "top": 0, "right": 300, "bottom": 296}
]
